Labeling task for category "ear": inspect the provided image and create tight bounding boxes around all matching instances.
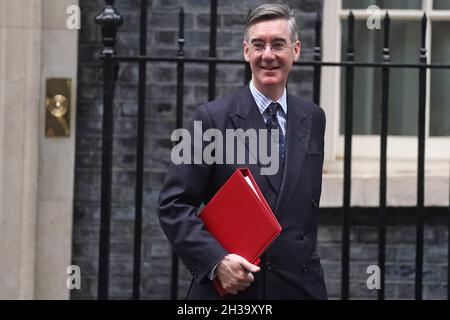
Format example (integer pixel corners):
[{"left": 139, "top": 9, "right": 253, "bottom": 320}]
[
  {"left": 293, "top": 40, "right": 301, "bottom": 62},
  {"left": 243, "top": 41, "right": 250, "bottom": 62}
]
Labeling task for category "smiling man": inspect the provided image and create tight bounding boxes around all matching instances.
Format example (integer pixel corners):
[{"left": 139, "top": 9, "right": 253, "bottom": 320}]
[
  {"left": 243, "top": 11, "right": 300, "bottom": 100},
  {"left": 158, "top": 3, "right": 328, "bottom": 300}
]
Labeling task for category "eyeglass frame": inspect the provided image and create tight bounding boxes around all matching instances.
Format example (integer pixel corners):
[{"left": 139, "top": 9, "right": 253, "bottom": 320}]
[{"left": 245, "top": 38, "right": 296, "bottom": 53}]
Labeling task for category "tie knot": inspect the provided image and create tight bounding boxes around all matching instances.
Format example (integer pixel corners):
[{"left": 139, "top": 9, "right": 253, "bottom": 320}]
[{"left": 267, "top": 102, "right": 280, "bottom": 117}]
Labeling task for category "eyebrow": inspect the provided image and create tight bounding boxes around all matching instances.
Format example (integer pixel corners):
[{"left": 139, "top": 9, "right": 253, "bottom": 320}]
[{"left": 250, "top": 37, "right": 288, "bottom": 43}]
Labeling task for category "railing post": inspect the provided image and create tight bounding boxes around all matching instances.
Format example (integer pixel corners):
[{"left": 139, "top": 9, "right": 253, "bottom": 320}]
[
  {"left": 341, "top": 11, "right": 354, "bottom": 301},
  {"left": 313, "top": 8, "right": 322, "bottom": 105},
  {"left": 415, "top": 13, "right": 428, "bottom": 301},
  {"left": 378, "top": 12, "right": 390, "bottom": 301},
  {"left": 95, "top": 0, "right": 123, "bottom": 300},
  {"left": 132, "top": 0, "right": 149, "bottom": 300},
  {"left": 170, "top": 6, "right": 186, "bottom": 301},
  {"left": 208, "top": 0, "right": 218, "bottom": 101}
]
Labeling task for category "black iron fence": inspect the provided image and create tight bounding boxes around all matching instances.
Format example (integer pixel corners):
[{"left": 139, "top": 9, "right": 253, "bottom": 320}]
[{"left": 94, "top": 0, "right": 450, "bottom": 300}]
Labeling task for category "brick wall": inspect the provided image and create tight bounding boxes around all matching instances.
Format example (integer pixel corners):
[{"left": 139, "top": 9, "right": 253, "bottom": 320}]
[
  {"left": 72, "top": 0, "right": 448, "bottom": 299},
  {"left": 319, "top": 208, "right": 448, "bottom": 299}
]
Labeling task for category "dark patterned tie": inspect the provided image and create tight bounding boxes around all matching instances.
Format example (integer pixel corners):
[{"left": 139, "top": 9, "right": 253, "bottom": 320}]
[{"left": 266, "top": 102, "right": 286, "bottom": 164}]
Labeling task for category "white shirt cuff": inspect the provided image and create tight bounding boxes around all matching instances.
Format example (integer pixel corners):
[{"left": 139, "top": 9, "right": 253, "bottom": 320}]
[{"left": 209, "top": 262, "right": 220, "bottom": 280}]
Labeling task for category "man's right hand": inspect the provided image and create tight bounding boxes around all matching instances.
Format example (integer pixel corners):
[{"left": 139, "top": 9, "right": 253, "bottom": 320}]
[{"left": 216, "top": 254, "right": 260, "bottom": 295}]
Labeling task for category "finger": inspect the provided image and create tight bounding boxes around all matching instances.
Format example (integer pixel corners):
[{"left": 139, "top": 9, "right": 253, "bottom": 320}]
[
  {"left": 246, "top": 272, "right": 255, "bottom": 283},
  {"left": 239, "top": 260, "right": 260, "bottom": 273},
  {"left": 238, "top": 271, "right": 254, "bottom": 283},
  {"left": 224, "top": 286, "right": 238, "bottom": 295},
  {"left": 236, "top": 283, "right": 250, "bottom": 291},
  {"left": 235, "top": 283, "right": 250, "bottom": 292}
]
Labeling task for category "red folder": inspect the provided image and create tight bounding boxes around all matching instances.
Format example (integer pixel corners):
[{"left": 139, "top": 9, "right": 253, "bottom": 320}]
[{"left": 199, "top": 168, "right": 282, "bottom": 296}]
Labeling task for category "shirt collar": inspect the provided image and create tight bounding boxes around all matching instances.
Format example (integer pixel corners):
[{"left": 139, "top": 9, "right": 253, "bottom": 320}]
[{"left": 249, "top": 80, "right": 287, "bottom": 116}]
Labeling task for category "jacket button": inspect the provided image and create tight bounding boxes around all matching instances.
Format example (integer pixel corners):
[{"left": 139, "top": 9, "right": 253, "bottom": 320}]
[
  {"left": 312, "top": 199, "right": 318, "bottom": 208},
  {"left": 266, "top": 262, "right": 272, "bottom": 271},
  {"left": 301, "top": 264, "right": 308, "bottom": 273}
]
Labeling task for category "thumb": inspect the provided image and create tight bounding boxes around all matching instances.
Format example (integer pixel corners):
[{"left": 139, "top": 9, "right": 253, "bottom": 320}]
[{"left": 239, "top": 258, "right": 260, "bottom": 273}]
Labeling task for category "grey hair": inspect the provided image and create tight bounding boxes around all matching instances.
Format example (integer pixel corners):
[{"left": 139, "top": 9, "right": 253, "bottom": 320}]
[{"left": 244, "top": 3, "right": 299, "bottom": 42}]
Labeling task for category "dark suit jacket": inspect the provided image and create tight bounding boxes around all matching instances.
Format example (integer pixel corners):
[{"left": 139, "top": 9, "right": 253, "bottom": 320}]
[{"left": 158, "top": 85, "right": 328, "bottom": 300}]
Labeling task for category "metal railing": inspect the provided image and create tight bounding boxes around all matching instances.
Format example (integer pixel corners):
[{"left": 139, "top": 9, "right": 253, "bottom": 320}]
[{"left": 94, "top": 0, "right": 450, "bottom": 300}]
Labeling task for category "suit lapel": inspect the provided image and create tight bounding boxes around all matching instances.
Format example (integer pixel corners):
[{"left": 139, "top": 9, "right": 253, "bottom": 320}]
[
  {"left": 229, "top": 86, "right": 280, "bottom": 193},
  {"left": 274, "top": 94, "right": 312, "bottom": 218}
]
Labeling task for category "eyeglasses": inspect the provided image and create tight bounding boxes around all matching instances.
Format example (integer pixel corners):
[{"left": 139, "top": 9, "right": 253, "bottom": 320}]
[{"left": 248, "top": 40, "right": 293, "bottom": 53}]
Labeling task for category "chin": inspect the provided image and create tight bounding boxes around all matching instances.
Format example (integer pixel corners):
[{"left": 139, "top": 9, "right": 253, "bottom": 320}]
[
  {"left": 259, "top": 78, "right": 282, "bottom": 86},
  {"left": 255, "top": 71, "right": 283, "bottom": 85}
]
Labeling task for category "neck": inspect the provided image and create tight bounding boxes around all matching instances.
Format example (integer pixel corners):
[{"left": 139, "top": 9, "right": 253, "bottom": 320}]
[{"left": 251, "top": 79, "right": 285, "bottom": 101}]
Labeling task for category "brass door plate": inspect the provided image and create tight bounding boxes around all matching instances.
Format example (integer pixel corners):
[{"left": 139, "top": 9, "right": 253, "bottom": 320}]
[{"left": 45, "top": 78, "right": 71, "bottom": 137}]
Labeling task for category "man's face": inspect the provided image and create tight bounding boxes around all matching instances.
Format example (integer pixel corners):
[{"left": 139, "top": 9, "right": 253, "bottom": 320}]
[{"left": 243, "top": 18, "right": 301, "bottom": 92}]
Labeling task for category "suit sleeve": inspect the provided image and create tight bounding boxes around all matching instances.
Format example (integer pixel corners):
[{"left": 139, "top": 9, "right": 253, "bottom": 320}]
[{"left": 157, "top": 104, "right": 228, "bottom": 284}]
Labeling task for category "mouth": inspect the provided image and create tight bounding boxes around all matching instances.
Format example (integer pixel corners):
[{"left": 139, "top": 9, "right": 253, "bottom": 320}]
[{"left": 261, "top": 66, "right": 280, "bottom": 71}]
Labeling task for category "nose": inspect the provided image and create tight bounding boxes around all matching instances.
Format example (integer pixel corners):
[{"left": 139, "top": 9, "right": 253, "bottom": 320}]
[{"left": 261, "top": 45, "right": 275, "bottom": 60}]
